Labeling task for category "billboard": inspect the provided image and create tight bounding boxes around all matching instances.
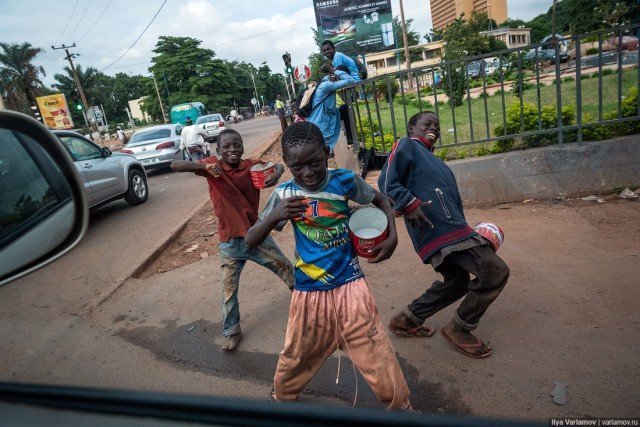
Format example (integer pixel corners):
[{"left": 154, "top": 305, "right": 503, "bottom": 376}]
[
  {"left": 314, "top": 0, "right": 394, "bottom": 55},
  {"left": 36, "top": 93, "right": 74, "bottom": 130}
]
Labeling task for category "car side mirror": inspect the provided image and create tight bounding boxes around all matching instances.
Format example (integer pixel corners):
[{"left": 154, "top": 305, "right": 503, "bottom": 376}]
[
  {"left": 102, "top": 147, "right": 112, "bottom": 157},
  {"left": 176, "top": 128, "right": 182, "bottom": 135},
  {"left": 0, "top": 111, "right": 88, "bottom": 286}
]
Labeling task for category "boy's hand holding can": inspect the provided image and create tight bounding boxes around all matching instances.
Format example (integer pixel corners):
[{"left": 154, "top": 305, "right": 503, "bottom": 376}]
[{"left": 272, "top": 196, "right": 307, "bottom": 221}]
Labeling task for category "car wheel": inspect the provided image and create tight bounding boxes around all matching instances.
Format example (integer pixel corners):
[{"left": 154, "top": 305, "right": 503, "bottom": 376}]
[
  {"left": 124, "top": 169, "right": 148, "bottom": 205},
  {"left": 545, "top": 58, "right": 553, "bottom": 66}
]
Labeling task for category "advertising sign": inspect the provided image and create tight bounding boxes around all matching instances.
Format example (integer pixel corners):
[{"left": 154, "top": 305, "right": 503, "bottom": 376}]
[
  {"left": 313, "top": 0, "right": 394, "bottom": 55},
  {"left": 293, "top": 64, "right": 311, "bottom": 82},
  {"left": 36, "top": 93, "right": 74, "bottom": 130}
]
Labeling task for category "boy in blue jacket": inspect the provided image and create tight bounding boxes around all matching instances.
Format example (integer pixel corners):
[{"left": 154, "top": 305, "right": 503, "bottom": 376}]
[{"left": 378, "top": 111, "right": 509, "bottom": 359}]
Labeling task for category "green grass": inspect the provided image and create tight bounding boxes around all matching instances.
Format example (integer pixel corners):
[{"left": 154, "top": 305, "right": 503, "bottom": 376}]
[{"left": 355, "top": 67, "right": 638, "bottom": 147}]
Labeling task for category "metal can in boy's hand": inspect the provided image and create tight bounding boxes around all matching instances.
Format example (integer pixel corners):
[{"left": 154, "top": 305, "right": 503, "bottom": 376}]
[
  {"left": 249, "top": 162, "right": 276, "bottom": 189},
  {"left": 348, "top": 207, "right": 388, "bottom": 258}
]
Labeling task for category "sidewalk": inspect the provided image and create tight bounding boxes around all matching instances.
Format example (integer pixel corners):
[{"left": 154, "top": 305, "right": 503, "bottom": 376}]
[{"left": 91, "top": 137, "right": 640, "bottom": 418}]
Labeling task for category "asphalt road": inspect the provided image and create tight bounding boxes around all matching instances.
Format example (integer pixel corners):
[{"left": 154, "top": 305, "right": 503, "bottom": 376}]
[{"left": 0, "top": 116, "right": 281, "bottom": 380}]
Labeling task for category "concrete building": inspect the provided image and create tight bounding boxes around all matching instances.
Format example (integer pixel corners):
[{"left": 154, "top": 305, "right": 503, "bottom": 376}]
[
  {"left": 481, "top": 27, "right": 531, "bottom": 49},
  {"left": 430, "top": 0, "right": 508, "bottom": 31},
  {"left": 365, "top": 40, "right": 445, "bottom": 77},
  {"left": 128, "top": 97, "right": 151, "bottom": 123}
]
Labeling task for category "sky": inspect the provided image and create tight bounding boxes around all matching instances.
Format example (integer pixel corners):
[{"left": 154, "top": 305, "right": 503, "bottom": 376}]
[{"left": 0, "top": 0, "right": 553, "bottom": 87}]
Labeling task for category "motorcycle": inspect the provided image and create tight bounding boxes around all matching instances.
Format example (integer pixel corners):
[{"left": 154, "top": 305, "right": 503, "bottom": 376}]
[{"left": 183, "top": 143, "right": 209, "bottom": 161}]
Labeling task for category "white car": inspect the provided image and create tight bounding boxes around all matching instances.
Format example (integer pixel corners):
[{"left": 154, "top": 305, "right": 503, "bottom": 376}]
[{"left": 196, "top": 113, "right": 227, "bottom": 141}]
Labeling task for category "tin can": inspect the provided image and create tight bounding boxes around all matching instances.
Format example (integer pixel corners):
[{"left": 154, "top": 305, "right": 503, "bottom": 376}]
[
  {"left": 250, "top": 162, "right": 276, "bottom": 189},
  {"left": 348, "top": 207, "right": 388, "bottom": 258}
]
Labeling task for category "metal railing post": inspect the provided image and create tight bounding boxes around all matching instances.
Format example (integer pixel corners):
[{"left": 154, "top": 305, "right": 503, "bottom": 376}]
[
  {"left": 554, "top": 39, "right": 563, "bottom": 144},
  {"left": 575, "top": 37, "right": 583, "bottom": 144}
]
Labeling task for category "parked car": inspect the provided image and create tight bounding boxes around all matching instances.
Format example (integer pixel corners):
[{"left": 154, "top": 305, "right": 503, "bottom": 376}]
[
  {"left": 525, "top": 47, "right": 569, "bottom": 65},
  {"left": 602, "top": 35, "right": 639, "bottom": 52},
  {"left": 196, "top": 113, "right": 227, "bottom": 140},
  {"left": 466, "top": 61, "right": 483, "bottom": 78},
  {"left": 121, "top": 124, "right": 183, "bottom": 169},
  {"left": 52, "top": 130, "right": 148, "bottom": 209}
]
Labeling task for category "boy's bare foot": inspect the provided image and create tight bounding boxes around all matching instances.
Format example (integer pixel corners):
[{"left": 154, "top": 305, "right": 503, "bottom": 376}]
[
  {"left": 441, "top": 319, "right": 492, "bottom": 358},
  {"left": 223, "top": 333, "right": 242, "bottom": 351},
  {"left": 388, "top": 312, "right": 435, "bottom": 337}
]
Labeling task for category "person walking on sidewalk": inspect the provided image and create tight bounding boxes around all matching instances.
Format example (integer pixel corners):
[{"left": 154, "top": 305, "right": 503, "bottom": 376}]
[
  {"left": 378, "top": 111, "right": 510, "bottom": 359},
  {"left": 245, "top": 122, "right": 413, "bottom": 410},
  {"left": 274, "top": 95, "right": 288, "bottom": 133},
  {"left": 171, "top": 129, "right": 294, "bottom": 351}
]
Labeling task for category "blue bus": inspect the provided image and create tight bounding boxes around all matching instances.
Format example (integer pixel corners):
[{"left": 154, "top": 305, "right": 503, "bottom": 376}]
[{"left": 170, "top": 102, "right": 207, "bottom": 125}]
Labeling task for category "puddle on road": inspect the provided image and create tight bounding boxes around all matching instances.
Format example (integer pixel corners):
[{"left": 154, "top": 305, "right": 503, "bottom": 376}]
[{"left": 116, "top": 319, "right": 469, "bottom": 413}]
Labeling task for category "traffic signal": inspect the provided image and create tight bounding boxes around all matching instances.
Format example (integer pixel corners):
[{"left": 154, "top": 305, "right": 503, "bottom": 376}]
[
  {"left": 282, "top": 53, "right": 293, "bottom": 74},
  {"left": 76, "top": 104, "right": 83, "bottom": 111}
]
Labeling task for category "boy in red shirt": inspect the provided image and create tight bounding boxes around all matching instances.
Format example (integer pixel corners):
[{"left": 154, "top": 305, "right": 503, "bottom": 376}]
[{"left": 171, "top": 129, "right": 294, "bottom": 351}]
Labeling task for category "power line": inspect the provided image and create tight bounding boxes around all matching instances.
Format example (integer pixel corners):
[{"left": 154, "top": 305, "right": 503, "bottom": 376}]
[
  {"left": 54, "top": 0, "right": 80, "bottom": 44},
  {"left": 65, "top": 0, "right": 94, "bottom": 43},
  {"left": 76, "top": 0, "right": 114, "bottom": 44},
  {"left": 101, "top": 0, "right": 168, "bottom": 72},
  {"left": 212, "top": 19, "right": 314, "bottom": 48}
]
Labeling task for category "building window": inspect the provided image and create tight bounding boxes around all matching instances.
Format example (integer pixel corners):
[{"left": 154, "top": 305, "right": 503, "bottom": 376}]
[{"left": 387, "top": 56, "right": 397, "bottom": 67}]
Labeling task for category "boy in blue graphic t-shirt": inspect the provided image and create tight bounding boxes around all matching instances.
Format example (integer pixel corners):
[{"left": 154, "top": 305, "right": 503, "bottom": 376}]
[{"left": 245, "top": 122, "right": 412, "bottom": 410}]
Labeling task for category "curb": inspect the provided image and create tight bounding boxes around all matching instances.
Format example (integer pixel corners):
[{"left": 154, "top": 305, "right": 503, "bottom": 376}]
[{"left": 79, "top": 133, "right": 282, "bottom": 315}]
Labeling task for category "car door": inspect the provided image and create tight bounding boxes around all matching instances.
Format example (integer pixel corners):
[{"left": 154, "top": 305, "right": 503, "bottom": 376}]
[{"left": 58, "top": 135, "right": 122, "bottom": 206}]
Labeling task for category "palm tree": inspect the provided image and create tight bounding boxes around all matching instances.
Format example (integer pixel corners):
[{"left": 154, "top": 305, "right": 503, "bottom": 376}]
[
  {"left": 0, "top": 42, "right": 46, "bottom": 112},
  {"left": 52, "top": 65, "right": 100, "bottom": 125}
]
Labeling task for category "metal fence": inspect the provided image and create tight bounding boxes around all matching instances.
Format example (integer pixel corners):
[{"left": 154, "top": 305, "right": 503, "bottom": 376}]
[{"left": 342, "top": 23, "right": 640, "bottom": 156}]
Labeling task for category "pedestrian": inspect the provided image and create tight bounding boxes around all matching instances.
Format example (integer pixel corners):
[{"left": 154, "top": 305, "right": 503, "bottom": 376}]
[
  {"left": 321, "top": 40, "right": 361, "bottom": 82},
  {"left": 378, "top": 111, "right": 510, "bottom": 359},
  {"left": 306, "top": 64, "right": 354, "bottom": 156},
  {"left": 244, "top": 121, "right": 413, "bottom": 410},
  {"left": 179, "top": 115, "right": 210, "bottom": 160},
  {"left": 274, "top": 95, "right": 288, "bottom": 133},
  {"left": 116, "top": 126, "right": 126, "bottom": 145},
  {"left": 171, "top": 129, "right": 295, "bottom": 351},
  {"left": 321, "top": 40, "right": 361, "bottom": 147}
]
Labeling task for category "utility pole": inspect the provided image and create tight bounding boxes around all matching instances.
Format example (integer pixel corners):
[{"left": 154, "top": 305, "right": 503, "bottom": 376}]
[
  {"left": 52, "top": 43, "right": 94, "bottom": 131},
  {"left": 153, "top": 76, "right": 168, "bottom": 123},
  {"left": 283, "top": 75, "right": 291, "bottom": 101},
  {"left": 398, "top": 0, "right": 414, "bottom": 91},
  {"left": 399, "top": 0, "right": 411, "bottom": 72}
]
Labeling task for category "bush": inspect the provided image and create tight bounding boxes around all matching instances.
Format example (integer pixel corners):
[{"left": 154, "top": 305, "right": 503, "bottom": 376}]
[
  {"left": 586, "top": 47, "right": 599, "bottom": 56},
  {"left": 492, "top": 102, "right": 575, "bottom": 148},
  {"left": 357, "top": 117, "right": 395, "bottom": 152},
  {"left": 441, "top": 64, "right": 466, "bottom": 107},
  {"left": 374, "top": 78, "right": 399, "bottom": 102},
  {"left": 602, "top": 86, "right": 640, "bottom": 136},
  {"left": 562, "top": 77, "right": 575, "bottom": 83},
  {"left": 601, "top": 68, "right": 616, "bottom": 76}
]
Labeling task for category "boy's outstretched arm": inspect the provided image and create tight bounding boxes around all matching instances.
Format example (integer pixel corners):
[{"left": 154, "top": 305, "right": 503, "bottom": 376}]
[
  {"left": 244, "top": 196, "right": 307, "bottom": 248},
  {"left": 171, "top": 160, "right": 221, "bottom": 176},
  {"left": 367, "top": 189, "right": 398, "bottom": 263}
]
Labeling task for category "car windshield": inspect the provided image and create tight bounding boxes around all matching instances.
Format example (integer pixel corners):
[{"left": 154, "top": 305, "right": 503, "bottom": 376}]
[
  {"left": 196, "top": 115, "right": 221, "bottom": 124},
  {"left": 128, "top": 129, "right": 171, "bottom": 145}
]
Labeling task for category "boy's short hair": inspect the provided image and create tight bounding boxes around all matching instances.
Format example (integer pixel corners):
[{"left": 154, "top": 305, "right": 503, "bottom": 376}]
[
  {"left": 217, "top": 128, "right": 242, "bottom": 145},
  {"left": 407, "top": 111, "right": 437, "bottom": 133},
  {"left": 281, "top": 122, "right": 325, "bottom": 154},
  {"left": 321, "top": 40, "right": 335, "bottom": 49}
]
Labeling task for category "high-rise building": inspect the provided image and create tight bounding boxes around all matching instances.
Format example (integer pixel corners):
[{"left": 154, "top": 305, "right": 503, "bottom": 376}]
[{"left": 430, "top": 0, "right": 508, "bottom": 31}]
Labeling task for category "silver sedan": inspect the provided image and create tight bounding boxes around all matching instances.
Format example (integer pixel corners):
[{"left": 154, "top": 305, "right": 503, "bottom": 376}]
[
  {"left": 196, "top": 113, "right": 227, "bottom": 141},
  {"left": 122, "top": 124, "right": 184, "bottom": 169}
]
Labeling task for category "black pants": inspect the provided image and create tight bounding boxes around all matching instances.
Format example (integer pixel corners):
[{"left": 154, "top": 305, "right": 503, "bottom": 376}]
[
  {"left": 404, "top": 245, "right": 509, "bottom": 330},
  {"left": 276, "top": 110, "right": 287, "bottom": 132},
  {"left": 339, "top": 105, "right": 353, "bottom": 144}
]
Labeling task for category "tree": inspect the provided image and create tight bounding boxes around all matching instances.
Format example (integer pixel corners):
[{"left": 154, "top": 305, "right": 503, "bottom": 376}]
[
  {"left": 424, "top": 28, "right": 443, "bottom": 43},
  {"left": 393, "top": 16, "right": 421, "bottom": 49},
  {"left": 0, "top": 42, "right": 46, "bottom": 113},
  {"left": 439, "top": 12, "right": 507, "bottom": 107},
  {"left": 52, "top": 65, "right": 100, "bottom": 125}
]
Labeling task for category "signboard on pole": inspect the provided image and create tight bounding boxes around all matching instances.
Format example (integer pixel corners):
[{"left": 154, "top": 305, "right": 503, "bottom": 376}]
[
  {"left": 313, "top": 0, "right": 394, "bottom": 56},
  {"left": 36, "top": 93, "right": 74, "bottom": 129},
  {"left": 293, "top": 64, "right": 311, "bottom": 82}
]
